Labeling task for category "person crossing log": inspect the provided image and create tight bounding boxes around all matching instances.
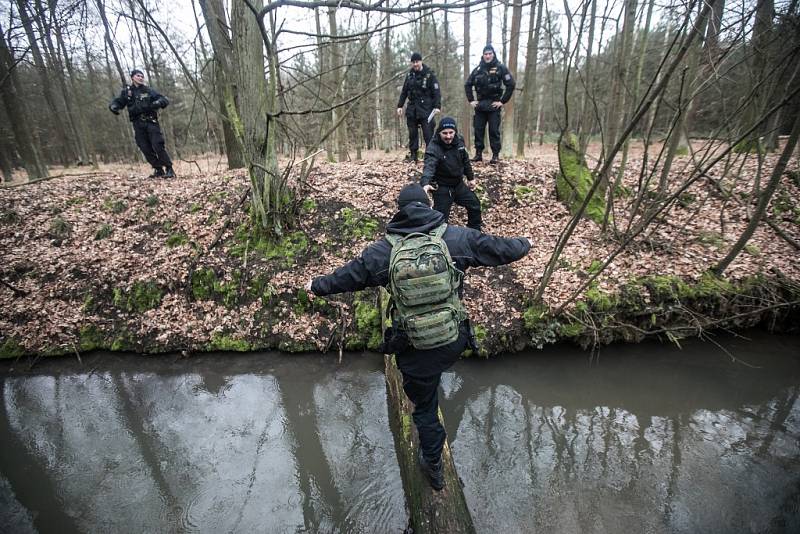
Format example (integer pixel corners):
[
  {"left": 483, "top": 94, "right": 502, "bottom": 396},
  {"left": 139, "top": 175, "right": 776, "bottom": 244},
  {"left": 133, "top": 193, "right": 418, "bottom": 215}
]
[{"left": 304, "top": 183, "right": 531, "bottom": 502}]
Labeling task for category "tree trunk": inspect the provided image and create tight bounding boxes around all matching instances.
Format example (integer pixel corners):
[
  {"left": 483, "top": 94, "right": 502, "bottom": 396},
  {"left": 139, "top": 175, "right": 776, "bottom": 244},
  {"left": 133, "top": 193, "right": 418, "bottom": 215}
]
[
  {"left": 0, "top": 22, "right": 48, "bottom": 180},
  {"left": 487, "top": 0, "right": 493, "bottom": 44},
  {"left": 328, "top": 8, "right": 348, "bottom": 162},
  {"left": 516, "top": 0, "right": 543, "bottom": 156},
  {"left": 576, "top": 0, "right": 597, "bottom": 155},
  {"left": 601, "top": 0, "right": 637, "bottom": 174},
  {"left": 46, "top": 0, "right": 92, "bottom": 166},
  {"left": 380, "top": 13, "right": 391, "bottom": 151},
  {"left": 463, "top": 3, "right": 472, "bottom": 151},
  {"left": 501, "top": 0, "right": 522, "bottom": 158},
  {"left": 16, "top": 0, "right": 73, "bottom": 165},
  {"left": 199, "top": 0, "right": 245, "bottom": 169}
]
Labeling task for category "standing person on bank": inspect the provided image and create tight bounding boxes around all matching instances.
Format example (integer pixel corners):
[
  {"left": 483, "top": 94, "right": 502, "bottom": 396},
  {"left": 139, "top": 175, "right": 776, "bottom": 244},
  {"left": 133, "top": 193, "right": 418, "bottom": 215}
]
[
  {"left": 420, "top": 116, "right": 482, "bottom": 232},
  {"left": 464, "top": 45, "right": 515, "bottom": 164},
  {"left": 397, "top": 52, "right": 442, "bottom": 162},
  {"left": 109, "top": 69, "right": 175, "bottom": 178},
  {"left": 304, "top": 183, "right": 531, "bottom": 491}
]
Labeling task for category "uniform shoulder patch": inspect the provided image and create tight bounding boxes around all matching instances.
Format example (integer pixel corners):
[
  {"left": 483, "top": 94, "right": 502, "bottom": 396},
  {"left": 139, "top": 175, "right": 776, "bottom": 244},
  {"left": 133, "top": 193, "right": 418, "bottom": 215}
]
[
  {"left": 504, "top": 73, "right": 512, "bottom": 80},
  {"left": 434, "top": 83, "right": 439, "bottom": 89}
]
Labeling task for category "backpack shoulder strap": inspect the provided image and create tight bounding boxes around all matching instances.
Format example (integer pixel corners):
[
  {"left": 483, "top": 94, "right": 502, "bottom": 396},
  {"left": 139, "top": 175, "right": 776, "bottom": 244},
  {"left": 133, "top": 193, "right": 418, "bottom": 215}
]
[
  {"left": 385, "top": 233, "right": 401, "bottom": 246},
  {"left": 431, "top": 223, "right": 447, "bottom": 238}
]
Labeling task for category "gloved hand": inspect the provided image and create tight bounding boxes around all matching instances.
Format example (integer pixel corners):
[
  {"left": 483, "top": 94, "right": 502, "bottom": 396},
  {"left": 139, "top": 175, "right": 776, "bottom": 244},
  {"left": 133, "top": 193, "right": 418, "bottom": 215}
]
[{"left": 109, "top": 103, "right": 120, "bottom": 115}]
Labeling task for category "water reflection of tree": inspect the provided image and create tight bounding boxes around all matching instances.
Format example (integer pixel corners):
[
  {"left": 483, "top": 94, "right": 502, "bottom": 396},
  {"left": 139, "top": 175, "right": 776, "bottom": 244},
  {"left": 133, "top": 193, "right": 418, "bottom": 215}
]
[
  {"left": 446, "top": 375, "right": 800, "bottom": 532},
  {"left": 0, "top": 379, "right": 80, "bottom": 532},
  {"left": 277, "top": 371, "right": 352, "bottom": 532},
  {"left": 114, "top": 373, "right": 180, "bottom": 525}
]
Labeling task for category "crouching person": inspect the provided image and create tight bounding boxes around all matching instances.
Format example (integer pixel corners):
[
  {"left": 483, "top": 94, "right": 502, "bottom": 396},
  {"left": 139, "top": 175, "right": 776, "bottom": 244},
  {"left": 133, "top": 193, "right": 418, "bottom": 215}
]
[
  {"left": 304, "top": 183, "right": 531, "bottom": 490},
  {"left": 420, "top": 116, "right": 482, "bottom": 232}
]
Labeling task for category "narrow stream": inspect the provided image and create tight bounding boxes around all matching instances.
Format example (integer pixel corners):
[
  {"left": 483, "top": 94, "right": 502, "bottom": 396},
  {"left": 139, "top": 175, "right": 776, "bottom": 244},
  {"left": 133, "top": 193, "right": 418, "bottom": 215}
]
[{"left": 1, "top": 331, "right": 798, "bottom": 533}]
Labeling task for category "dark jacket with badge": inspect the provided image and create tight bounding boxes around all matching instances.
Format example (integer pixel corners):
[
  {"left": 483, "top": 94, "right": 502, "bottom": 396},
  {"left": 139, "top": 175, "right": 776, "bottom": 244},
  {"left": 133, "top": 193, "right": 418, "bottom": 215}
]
[
  {"left": 397, "top": 64, "right": 442, "bottom": 120},
  {"left": 420, "top": 132, "right": 474, "bottom": 188},
  {"left": 109, "top": 84, "right": 169, "bottom": 122},
  {"left": 311, "top": 204, "right": 529, "bottom": 374},
  {"left": 464, "top": 57, "right": 515, "bottom": 109}
]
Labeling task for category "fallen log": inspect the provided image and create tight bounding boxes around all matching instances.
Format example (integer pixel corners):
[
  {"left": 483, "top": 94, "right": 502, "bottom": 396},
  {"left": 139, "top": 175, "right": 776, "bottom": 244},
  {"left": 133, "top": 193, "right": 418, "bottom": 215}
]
[{"left": 380, "top": 288, "right": 476, "bottom": 533}]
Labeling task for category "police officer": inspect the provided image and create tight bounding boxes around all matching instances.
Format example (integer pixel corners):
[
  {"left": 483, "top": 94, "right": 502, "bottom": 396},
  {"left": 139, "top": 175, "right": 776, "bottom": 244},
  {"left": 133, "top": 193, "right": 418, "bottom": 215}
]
[
  {"left": 304, "top": 183, "right": 531, "bottom": 490},
  {"left": 420, "top": 116, "right": 482, "bottom": 232},
  {"left": 397, "top": 52, "right": 441, "bottom": 162},
  {"left": 109, "top": 69, "right": 175, "bottom": 178},
  {"left": 464, "top": 45, "right": 515, "bottom": 164}
]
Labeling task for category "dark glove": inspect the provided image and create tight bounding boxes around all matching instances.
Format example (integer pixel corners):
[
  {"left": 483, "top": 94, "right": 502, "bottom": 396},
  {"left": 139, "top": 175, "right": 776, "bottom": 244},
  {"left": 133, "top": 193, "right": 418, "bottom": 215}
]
[
  {"left": 109, "top": 104, "right": 120, "bottom": 115},
  {"left": 465, "top": 319, "right": 480, "bottom": 353},
  {"left": 379, "top": 324, "right": 410, "bottom": 354},
  {"left": 153, "top": 96, "right": 169, "bottom": 109}
]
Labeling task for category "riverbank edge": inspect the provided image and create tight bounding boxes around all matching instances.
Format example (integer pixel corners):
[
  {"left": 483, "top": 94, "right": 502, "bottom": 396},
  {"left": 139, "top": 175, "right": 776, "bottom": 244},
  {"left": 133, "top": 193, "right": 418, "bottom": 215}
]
[{"left": 2, "top": 272, "right": 798, "bottom": 360}]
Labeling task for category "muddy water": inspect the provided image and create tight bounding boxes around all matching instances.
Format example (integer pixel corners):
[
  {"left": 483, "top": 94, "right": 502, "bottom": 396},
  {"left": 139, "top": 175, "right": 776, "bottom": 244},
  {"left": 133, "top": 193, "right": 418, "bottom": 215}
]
[{"left": 1, "top": 332, "right": 799, "bottom": 533}]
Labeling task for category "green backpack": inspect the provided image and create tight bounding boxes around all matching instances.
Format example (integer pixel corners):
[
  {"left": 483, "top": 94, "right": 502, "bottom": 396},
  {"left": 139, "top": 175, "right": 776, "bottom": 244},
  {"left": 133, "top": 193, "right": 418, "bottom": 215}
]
[{"left": 385, "top": 224, "right": 466, "bottom": 350}]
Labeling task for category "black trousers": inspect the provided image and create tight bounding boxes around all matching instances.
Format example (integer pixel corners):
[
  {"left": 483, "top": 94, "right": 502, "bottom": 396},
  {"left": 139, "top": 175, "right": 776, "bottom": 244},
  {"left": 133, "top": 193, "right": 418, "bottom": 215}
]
[
  {"left": 133, "top": 119, "right": 172, "bottom": 169},
  {"left": 473, "top": 109, "right": 502, "bottom": 155},
  {"left": 406, "top": 114, "right": 434, "bottom": 154},
  {"left": 397, "top": 325, "right": 469, "bottom": 463},
  {"left": 432, "top": 181, "right": 482, "bottom": 231}
]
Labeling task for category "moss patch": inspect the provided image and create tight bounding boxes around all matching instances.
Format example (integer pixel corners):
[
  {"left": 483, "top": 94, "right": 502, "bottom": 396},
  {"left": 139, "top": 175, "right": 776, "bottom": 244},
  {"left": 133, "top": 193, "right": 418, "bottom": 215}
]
[
  {"left": 345, "top": 291, "right": 382, "bottom": 351},
  {"left": 78, "top": 325, "right": 105, "bottom": 352},
  {"left": 166, "top": 232, "right": 189, "bottom": 247},
  {"left": 95, "top": 224, "right": 114, "bottom": 240},
  {"left": 48, "top": 216, "right": 72, "bottom": 240},
  {"left": 0, "top": 338, "right": 25, "bottom": 359},
  {"left": 230, "top": 223, "right": 308, "bottom": 266},
  {"left": 339, "top": 207, "right": 379, "bottom": 240},
  {"left": 209, "top": 333, "right": 251, "bottom": 352},
  {"left": 113, "top": 280, "right": 164, "bottom": 313},
  {"left": 103, "top": 198, "right": 128, "bottom": 214},
  {"left": 556, "top": 133, "right": 607, "bottom": 225}
]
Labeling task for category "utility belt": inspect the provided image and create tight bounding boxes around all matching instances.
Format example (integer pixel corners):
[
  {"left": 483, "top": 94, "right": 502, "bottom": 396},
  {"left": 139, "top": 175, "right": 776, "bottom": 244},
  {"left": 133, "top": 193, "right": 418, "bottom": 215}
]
[{"left": 134, "top": 113, "right": 159, "bottom": 124}]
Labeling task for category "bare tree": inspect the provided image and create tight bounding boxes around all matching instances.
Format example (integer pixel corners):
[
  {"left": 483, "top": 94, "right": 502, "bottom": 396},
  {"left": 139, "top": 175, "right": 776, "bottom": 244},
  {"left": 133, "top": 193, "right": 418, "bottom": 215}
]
[{"left": 0, "top": 21, "right": 48, "bottom": 180}]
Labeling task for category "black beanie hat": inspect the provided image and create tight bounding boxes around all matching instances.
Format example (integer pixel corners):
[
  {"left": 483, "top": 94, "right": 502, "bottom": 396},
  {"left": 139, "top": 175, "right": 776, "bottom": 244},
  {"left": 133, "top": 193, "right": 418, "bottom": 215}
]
[
  {"left": 397, "top": 183, "right": 430, "bottom": 209},
  {"left": 436, "top": 116, "right": 457, "bottom": 134},
  {"left": 482, "top": 44, "right": 495, "bottom": 54},
  {"left": 410, "top": 52, "right": 423, "bottom": 62},
  {"left": 130, "top": 68, "right": 144, "bottom": 77}
]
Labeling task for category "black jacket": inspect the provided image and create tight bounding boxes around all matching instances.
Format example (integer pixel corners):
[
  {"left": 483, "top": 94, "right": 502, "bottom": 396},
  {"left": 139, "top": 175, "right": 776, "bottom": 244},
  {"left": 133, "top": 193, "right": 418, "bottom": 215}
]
[
  {"left": 464, "top": 58, "right": 515, "bottom": 105},
  {"left": 109, "top": 84, "right": 169, "bottom": 122},
  {"left": 311, "top": 204, "right": 530, "bottom": 298},
  {"left": 397, "top": 64, "right": 442, "bottom": 120},
  {"left": 420, "top": 133, "right": 474, "bottom": 188}
]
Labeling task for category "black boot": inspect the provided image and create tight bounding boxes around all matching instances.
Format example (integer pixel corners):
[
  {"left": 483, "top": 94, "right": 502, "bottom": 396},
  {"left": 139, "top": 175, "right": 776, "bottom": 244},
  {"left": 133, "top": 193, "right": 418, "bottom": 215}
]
[
  {"left": 489, "top": 153, "right": 500, "bottom": 164},
  {"left": 148, "top": 167, "right": 165, "bottom": 178},
  {"left": 419, "top": 450, "right": 444, "bottom": 491},
  {"left": 471, "top": 153, "right": 483, "bottom": 163},
  {"left": 164, "top": 166, "right": 176, "bottom": 178}
]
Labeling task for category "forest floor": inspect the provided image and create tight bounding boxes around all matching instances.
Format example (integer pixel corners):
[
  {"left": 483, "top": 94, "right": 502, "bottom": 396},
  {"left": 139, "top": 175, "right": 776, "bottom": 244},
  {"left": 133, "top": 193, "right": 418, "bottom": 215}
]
[{"left": 1, "top": 142, "right": 799, "bottom": 358}]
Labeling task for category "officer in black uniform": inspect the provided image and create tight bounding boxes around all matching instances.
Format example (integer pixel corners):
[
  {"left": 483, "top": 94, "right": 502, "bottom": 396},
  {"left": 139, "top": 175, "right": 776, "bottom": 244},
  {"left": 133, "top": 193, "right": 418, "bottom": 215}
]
[
  {"left": 420, "top": 116, "right": 482, "bottom": 232},
  {"left": 109, "top": 69, "right": 175, "bottom": 178},
  {"left": 464, "top": 45, "right": 516, "bottom": 164},
  {"left": 397, "top": 52, "right": 441, "bottom": 162}
]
